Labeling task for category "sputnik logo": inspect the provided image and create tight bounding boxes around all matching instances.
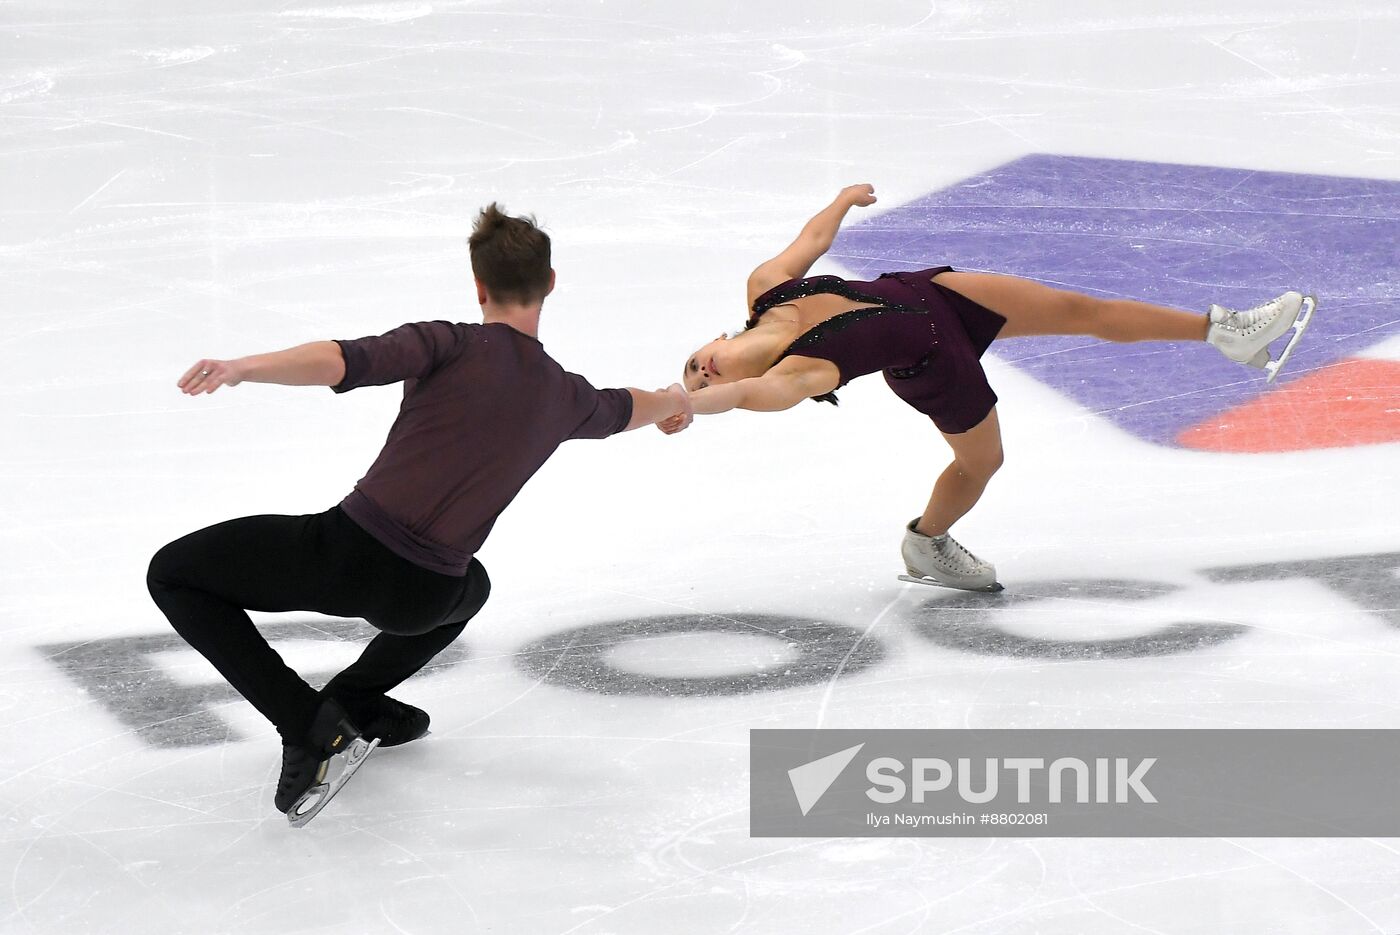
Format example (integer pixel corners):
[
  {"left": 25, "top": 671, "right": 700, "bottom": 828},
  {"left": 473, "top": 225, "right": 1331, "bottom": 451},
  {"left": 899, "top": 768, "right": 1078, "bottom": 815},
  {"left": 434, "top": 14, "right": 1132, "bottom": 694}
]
[{"left": 788, "top": 743, "right": 865, "bottom": 816}]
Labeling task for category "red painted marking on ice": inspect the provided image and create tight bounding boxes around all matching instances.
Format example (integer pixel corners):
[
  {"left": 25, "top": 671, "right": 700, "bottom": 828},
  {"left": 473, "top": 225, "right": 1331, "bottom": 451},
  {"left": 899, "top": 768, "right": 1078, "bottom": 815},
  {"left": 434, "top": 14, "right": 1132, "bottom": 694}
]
[{"left": 1176, "top": 358, "right": 1400, "bottom": 453}]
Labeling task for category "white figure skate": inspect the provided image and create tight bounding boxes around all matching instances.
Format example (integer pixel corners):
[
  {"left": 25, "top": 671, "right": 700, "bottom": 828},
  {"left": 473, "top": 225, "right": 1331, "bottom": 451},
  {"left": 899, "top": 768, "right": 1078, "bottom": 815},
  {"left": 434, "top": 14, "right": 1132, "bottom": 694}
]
[
  {"left": 1207, "top": 291, "right": 1317, "bottom": 383},
  {"left": 898, "top": 520, "right": 1003, "bottom": 592}
]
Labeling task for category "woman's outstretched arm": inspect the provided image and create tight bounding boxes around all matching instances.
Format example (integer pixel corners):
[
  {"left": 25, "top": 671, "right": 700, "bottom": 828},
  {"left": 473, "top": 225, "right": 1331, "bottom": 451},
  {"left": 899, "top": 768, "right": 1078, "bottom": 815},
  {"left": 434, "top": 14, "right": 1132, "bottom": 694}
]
[
  {"left": 746, "top": 184, "right": 878, "bottom": 305},
  {"left": 178, "top": 341, "right": 346, "bottom": 395},
  {"left": 666, "top": 359, "right": 840, "bottom": 429}
]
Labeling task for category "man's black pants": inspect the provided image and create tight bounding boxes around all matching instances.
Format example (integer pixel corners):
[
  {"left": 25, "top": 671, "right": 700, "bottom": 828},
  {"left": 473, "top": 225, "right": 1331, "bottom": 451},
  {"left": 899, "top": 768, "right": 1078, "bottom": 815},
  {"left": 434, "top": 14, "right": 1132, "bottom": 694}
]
[{"left": 147, "top": 506, "right": 489, "bottom": 742}]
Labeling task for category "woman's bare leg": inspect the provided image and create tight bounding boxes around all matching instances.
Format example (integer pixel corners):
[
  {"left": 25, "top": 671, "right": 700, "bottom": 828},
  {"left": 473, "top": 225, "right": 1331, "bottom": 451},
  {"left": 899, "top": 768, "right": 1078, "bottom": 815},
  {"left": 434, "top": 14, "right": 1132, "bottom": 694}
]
[
  {"left": 917, "top": 408, "right": 1004, "bottom": 536},
  {"left": 932, "top": 271, "right": 1208, "bottom": 342}
]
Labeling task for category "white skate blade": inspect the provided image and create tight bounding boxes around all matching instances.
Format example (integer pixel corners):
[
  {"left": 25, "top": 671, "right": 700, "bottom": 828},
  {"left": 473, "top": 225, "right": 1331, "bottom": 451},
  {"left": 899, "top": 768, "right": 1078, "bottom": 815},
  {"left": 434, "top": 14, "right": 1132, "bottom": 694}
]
[
  {"left": 287, "top": 736, "right": 379, "bottom": 829},
  {"left": 898, "top": 574, "right": 1004, "bottom": 593},
  {"left": 1264, "top": 294, "right": 1316, "bottom": 383}
]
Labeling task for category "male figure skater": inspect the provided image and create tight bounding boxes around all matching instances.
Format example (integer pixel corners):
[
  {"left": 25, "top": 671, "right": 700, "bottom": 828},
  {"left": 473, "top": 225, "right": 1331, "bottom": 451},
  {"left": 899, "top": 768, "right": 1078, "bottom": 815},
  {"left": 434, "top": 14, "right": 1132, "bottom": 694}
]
[{"left": 147, "top": 204, "right": 692, "bottom": 824}]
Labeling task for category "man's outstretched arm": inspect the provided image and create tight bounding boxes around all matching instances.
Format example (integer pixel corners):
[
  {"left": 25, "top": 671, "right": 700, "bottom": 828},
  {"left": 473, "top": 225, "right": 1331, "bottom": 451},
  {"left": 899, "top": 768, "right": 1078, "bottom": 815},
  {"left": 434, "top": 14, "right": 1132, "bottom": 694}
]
[{"left": 178, "top": 341, "right": 347, "bottom": 395}]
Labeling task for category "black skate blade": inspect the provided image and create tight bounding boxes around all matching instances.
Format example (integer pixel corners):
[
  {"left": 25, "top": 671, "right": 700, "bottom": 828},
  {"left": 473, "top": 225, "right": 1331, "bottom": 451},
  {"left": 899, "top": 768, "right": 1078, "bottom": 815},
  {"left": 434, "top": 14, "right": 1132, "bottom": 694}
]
[
  {"left": 898, "top": 574, "right": 1004, "bottom": 593},
  {"left": 287, "top": 736, "right": 379, "bottom": 829}
]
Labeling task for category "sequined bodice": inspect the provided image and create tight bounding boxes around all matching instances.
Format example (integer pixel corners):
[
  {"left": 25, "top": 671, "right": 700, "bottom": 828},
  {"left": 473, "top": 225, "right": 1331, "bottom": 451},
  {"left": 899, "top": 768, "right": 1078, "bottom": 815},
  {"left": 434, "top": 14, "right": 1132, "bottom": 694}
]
[
  {"left": 747, "top": 275, "right": 939, "bottom": 387},
  {"left": 749, "top": 275, "right": 911, "bottom": 322}
]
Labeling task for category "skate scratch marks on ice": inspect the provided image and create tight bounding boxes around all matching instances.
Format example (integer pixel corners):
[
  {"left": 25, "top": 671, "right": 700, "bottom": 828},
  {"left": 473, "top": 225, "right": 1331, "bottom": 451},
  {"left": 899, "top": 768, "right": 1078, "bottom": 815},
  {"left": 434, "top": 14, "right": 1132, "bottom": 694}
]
[
  {"left": 1218, "top": 837, "right": 1391, "bottom": 932},
  {"left": 812, "top": 592, "right": 904, "bottom": 729},
  {"left": 556, "top": 836, "right": 830, "bottom": 935}
]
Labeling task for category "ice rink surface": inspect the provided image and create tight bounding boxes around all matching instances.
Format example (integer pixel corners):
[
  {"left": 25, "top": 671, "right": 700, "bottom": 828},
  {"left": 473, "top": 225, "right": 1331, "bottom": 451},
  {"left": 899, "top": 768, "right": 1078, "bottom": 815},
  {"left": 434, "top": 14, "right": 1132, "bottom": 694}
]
[{"left": 3, "top": 1, "right": 1399, "bottom": 932}]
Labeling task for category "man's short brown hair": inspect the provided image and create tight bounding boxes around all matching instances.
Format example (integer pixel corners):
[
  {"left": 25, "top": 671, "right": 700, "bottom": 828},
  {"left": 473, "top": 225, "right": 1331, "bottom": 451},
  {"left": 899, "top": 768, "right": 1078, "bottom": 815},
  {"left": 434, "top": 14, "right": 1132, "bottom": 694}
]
[{"left": 468, "top": 203, "right": 552, "bottom": 304}]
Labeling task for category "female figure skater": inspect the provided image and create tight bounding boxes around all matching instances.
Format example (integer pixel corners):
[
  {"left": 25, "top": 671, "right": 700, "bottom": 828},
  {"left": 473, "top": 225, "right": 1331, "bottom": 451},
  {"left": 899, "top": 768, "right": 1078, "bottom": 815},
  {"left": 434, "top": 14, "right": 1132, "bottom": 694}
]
[
  {"left": 148, "top": 204, "right": 693, "bottom": 824},
  {"left": 673, "top": 184, "right": 1313, "bottom": 592}
]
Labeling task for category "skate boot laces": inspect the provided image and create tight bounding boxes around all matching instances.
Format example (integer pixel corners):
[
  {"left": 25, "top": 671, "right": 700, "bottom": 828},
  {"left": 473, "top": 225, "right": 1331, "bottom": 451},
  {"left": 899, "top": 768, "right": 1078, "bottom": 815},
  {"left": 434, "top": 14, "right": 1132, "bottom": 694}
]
[
  {"left": 1210, "top": 294, "right": 1291, "bottom": 338},
  {"left": 932, "top": 534, "right": 993, "bottom": 575}
]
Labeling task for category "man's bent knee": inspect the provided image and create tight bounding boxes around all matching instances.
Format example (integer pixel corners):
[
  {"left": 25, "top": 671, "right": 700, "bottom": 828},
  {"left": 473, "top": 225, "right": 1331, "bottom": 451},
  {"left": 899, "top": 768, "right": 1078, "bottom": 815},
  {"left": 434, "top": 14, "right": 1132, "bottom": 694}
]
[
  {"left": 447, "top": 559, "right": 491, "bottom": 625},
  {"left": 146, "top": 540, "right": 185, "bottom": 597}
]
